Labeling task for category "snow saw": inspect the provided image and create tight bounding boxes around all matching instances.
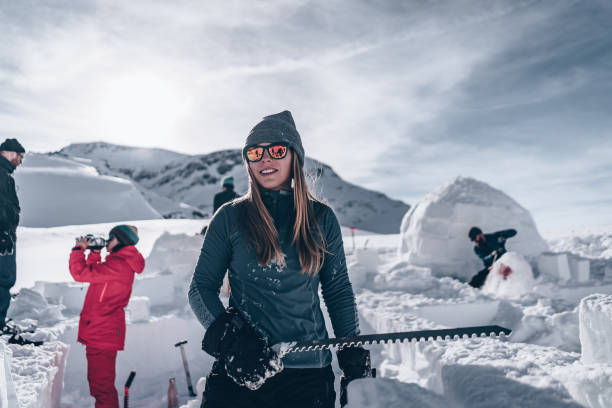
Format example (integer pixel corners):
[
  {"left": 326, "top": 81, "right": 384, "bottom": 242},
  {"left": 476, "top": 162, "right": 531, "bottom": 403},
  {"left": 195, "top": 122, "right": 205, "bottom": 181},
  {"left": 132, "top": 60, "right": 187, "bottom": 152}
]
[
  {"left": 276, "top": 324, "right": 511, "bottom": 407},
  {"left": 277, "top": 324, "right": 512, "bottom": 354}
]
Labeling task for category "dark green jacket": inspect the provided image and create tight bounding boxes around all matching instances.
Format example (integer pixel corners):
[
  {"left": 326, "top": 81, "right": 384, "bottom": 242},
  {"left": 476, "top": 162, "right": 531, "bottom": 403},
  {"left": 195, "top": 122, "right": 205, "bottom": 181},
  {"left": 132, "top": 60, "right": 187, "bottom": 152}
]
[
  {"left": 213, "top": 188, "right": 239, "bottom": 213},
  {"left": 474, "top": 229, "right": 517, "bottom": 268},
  {"left": 0, "top": 155, "right": 20, "bottom": 237},
  {"left": 188, "top": 189, "right": 359, "bottom": 368}
]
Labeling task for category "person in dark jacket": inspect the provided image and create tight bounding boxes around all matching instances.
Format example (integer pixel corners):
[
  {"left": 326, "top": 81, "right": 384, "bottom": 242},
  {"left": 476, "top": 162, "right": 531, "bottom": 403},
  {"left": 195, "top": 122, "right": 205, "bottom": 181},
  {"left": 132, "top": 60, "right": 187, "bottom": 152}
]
[
  {"left": 189, "top": 111, "right": 372, "bottom": 408},
  {"left": 214, "top": 176, "right": 239, "bottom": 213},
  {"left": 0, "top": 138, "right": 25, "bottom": 329},
  {"left": 467, "top": 226, "right": 517, "bottom": 288},
  {"left": 70, "top": 225, "right": 145, "bottom": 408},
  {"left": 201, "top": 176, "right": 240, "bottom": 235}
]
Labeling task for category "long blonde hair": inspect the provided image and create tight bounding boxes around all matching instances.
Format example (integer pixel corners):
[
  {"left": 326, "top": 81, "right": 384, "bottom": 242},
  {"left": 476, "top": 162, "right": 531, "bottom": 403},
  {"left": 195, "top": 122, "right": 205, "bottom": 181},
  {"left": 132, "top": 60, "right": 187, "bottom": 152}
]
[{"left": 238, "top": 155, "right": 326, "bottom": 276}]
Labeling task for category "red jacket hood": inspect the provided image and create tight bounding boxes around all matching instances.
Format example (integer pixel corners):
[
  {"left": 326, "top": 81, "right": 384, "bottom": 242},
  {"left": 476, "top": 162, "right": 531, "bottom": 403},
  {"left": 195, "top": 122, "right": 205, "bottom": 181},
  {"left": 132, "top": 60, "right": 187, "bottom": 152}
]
[{"left": 110, "top": 245, "right": 145, "bottom": 274}]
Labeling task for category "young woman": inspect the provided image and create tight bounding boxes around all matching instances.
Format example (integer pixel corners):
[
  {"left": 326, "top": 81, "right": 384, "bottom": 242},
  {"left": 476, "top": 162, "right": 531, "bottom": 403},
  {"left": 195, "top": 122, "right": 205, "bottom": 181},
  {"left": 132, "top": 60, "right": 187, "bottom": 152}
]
[
  {"left": 70, "top": 225, "right": 145, "bottom": 408},
  {"left": 189, "top": 111, "right": 372, "bottom": 408}
]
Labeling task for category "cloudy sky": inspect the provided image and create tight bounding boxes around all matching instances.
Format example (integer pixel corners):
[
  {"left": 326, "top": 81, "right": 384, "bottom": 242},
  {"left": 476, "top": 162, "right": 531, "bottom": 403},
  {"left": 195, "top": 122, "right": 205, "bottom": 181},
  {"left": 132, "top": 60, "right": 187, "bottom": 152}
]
[{"left": 1, "top": 0, "right": 610, "bottom": 231}]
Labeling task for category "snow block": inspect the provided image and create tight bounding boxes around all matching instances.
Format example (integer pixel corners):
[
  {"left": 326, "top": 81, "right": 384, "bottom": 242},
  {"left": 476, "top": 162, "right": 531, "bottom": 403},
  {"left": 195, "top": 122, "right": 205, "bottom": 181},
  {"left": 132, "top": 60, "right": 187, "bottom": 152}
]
[
  {"left": 32, "top": 281, "right": 87, "bottom": 312},
  {"left": 482, "top": 252, "right": 534, "bottom": 299},
  {"left": 347, "top": 377, "right": 451, "bottom": 408},
  {"left": 605, "top": 266, "right": 612, "bottom": 282},
  {"left": 126, "top": 296, "right": 150, "bottom": 322},
  {"left": 554, "top": 362, "right": 612, "bottom": 408},
  {"left": 131, "top": 272, "right": 175, "bottom": 308},
  {"left": 569, "top": 257, "right": 590, "bottom": 282},
  {"left": 349, "top": 248, "right": 381, "bottom": 288},
  {"left": 443, "top": 364, "right": 582, "bottom": 407},
  {"left": 538, "top": 253, "right": 572, "bottom": 282},
  {"left": 7, "top": 288, "right": 64, "bottom": 325},
  {"left": 579, "top": 294, "right": 612, "bottom": 364}
]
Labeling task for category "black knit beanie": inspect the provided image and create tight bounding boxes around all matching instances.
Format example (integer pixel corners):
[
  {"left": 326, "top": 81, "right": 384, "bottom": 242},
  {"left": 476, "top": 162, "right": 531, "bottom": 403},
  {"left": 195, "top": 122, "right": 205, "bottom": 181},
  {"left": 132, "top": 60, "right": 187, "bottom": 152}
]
[
  {"left": 245, "top": 110, "right": 305, "bottom": 166},
  {"left": 468, "top": 227, "right": 482, "bottom": 241},
  {"left": 0, "top": 138, "right": 25, "bottom": 153}
]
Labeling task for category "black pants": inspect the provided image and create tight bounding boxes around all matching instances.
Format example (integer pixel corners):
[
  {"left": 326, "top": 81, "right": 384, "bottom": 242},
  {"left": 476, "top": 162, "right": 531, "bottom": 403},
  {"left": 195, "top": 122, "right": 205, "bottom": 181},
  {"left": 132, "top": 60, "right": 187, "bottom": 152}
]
[
  {"left": 469, "top": 267, "right": 490, "bottom": 288},
  {"left": 0, "top": 250, "right": 16, "bottom": 325},
  {"left": 202, "top": 361, "right": 336, "bottom": 408}
]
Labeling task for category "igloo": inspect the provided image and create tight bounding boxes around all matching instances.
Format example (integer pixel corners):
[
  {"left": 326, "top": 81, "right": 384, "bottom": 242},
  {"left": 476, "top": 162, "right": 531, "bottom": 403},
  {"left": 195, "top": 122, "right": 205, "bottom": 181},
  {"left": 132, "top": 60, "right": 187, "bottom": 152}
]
[{"left": 398, "top": 177, "right": 548, "bottom": 281}]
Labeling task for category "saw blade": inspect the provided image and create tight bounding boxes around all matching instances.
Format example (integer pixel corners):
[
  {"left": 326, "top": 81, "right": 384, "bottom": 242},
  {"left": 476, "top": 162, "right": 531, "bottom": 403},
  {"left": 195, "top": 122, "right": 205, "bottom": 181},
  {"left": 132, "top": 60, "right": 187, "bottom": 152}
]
[{"left": 281, "top": 325, "right": 511, "bottom": 354}]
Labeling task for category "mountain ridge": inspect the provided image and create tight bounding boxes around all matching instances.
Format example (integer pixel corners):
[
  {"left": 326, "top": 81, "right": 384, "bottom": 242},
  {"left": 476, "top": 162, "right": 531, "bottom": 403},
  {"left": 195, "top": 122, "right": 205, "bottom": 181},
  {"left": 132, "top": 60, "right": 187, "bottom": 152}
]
[{"left": 53, "top": 142, "right": 410, "bottom": 233}]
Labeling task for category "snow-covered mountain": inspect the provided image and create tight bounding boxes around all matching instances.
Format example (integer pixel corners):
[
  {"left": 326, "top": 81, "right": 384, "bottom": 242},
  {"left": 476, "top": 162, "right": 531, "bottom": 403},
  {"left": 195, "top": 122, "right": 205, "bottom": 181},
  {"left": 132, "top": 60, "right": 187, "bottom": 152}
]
[
  {"left": 14, "top": 153, "right": 162, "bottom": 227},
  {"left": 53, "top": 142, "right": 409, "bottom": 233}
]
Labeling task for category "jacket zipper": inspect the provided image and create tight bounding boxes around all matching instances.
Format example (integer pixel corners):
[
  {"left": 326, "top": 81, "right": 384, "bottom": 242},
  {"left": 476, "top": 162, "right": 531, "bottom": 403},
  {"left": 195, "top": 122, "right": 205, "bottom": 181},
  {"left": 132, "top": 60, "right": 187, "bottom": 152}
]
[{"left": 99, "top": 283, "right": 108, "bottom": 302}]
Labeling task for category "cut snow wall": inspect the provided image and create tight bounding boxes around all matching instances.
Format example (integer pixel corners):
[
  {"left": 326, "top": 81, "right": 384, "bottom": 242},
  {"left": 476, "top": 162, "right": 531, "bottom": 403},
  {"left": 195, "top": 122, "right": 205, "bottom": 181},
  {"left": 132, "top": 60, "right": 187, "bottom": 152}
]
[
  {"left": 579, "top": 294, "right": 612, "bottom": 364},
  {"left": 7, "top": 341, "right": 69, "bottom": 408},
  {"left": 0, "top": 341, "right": 20, "bottom": 408}
]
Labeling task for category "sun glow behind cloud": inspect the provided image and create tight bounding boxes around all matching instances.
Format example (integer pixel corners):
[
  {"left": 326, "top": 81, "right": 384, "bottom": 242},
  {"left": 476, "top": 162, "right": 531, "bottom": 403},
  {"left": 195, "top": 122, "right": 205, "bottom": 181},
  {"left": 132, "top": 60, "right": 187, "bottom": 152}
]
[
  {"left": 93, "top": 73, "right": 190, "bottom": 146},
  {"left": 1, "top": 0, "right": 611, "bottom": 230}
]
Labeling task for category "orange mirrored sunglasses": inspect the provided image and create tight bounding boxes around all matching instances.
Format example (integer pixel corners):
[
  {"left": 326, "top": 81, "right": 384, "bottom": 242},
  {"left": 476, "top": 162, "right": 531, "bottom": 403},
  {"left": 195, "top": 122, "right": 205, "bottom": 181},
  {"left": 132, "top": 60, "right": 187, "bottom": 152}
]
[{"left": 244, "top": 143, "right": 289, "bottom": 162}]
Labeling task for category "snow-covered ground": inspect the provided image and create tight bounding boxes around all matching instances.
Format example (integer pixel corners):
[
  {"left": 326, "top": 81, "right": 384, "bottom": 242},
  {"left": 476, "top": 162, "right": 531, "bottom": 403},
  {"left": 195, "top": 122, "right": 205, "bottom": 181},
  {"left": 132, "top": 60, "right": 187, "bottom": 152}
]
[{"left": 2, "top": 177, "right": 612, "bottom": 407}]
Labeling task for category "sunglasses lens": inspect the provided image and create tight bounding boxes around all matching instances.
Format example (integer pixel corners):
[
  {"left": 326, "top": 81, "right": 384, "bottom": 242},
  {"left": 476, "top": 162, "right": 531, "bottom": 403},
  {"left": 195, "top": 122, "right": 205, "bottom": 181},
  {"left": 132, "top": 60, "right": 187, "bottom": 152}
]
[
  {"left": 268, "top": 144, "right": 287, "bottom": 159},
  {"left": 246, "top": 146, "right": 264, "bottom": 162}
]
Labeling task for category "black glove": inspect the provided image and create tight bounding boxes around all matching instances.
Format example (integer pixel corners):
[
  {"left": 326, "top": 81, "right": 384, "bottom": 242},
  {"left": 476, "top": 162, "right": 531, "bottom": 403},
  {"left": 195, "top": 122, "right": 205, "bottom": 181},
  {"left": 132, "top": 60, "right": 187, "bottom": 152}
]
[
  {"left": 337, "top": 346, "right": 375, "bottom": 407},
  {"left": 202, "top": 308, "right": 283, "bottom": 390},
  {"left": 0, "top": 231, "right": 14, "bottom": 256}
]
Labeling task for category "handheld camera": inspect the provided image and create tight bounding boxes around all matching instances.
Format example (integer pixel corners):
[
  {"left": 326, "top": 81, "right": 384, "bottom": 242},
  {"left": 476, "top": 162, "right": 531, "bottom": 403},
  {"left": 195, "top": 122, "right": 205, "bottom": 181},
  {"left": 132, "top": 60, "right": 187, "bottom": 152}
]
[{"left": 77, "top": 234, "right": 107, "bottom": 250}]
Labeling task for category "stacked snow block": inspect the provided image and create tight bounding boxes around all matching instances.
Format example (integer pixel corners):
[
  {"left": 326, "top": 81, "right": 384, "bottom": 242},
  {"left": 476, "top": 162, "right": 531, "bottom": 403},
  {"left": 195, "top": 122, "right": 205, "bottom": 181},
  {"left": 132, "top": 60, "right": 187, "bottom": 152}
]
[
  {"left": 537, "top": 252, "right": 590, "bottom": 283},
  {"left": 131, "top": 272, "right": 175, "bottom": 308},
  {"left": 32, "top": 281, "right": 87, "bottom": 312},
  {"left": 126, "top": 296, "right": 151, "bottom": 323},
  {"left": 579, "top": 294, "right": 612, "bottom": 364}
]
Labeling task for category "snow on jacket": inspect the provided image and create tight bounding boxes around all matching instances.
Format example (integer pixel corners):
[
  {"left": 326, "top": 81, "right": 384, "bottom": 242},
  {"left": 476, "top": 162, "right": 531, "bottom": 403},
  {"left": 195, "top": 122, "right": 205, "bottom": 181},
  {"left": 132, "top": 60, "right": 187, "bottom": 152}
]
[
  {"left": 189, "top": 189, "right": 360, "bottom": 369},
  {"left": 69, "top": 245, "right": 145, "bottom": 350}
]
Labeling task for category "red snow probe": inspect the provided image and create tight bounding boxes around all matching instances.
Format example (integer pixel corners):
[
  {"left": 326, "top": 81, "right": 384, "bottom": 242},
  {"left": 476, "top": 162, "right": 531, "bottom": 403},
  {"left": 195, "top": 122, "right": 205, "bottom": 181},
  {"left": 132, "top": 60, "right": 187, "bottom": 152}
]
[
  {"left": 175, "top": 340, "right": 197, "bottom": 397},
  {"left": 123, "top": 371, "right": 136, "bottom": 408}
]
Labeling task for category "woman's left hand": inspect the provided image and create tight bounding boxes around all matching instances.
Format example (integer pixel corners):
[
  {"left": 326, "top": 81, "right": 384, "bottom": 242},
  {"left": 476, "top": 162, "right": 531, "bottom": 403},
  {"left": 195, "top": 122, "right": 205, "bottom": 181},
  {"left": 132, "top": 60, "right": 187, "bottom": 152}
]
[{"left": 75, "top": 236, "right": 91, "bottom": 250}]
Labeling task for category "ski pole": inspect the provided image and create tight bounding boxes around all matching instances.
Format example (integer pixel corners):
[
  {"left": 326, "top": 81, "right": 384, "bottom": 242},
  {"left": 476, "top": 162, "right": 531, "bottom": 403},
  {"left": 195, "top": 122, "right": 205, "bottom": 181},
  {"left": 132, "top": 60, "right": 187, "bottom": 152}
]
[
  {"left": 124, "top": 371, "right": 136, "bottom": 408},
  {"left": 174, "top": 340, "right": 197, "bottom": 397}
]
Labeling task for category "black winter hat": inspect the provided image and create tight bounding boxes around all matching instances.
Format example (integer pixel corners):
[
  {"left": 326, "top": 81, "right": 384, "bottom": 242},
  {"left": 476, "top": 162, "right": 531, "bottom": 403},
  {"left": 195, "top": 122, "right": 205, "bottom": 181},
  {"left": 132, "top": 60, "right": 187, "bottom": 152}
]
[
  {"left": 468, "top": 226, "right": 483, "bottom": 241},
  {"left": 0, "top": 139, "right": 25, "bottom": 153},
  {"left": 245, "top": 110, "right": 305, "bottom": 166}
]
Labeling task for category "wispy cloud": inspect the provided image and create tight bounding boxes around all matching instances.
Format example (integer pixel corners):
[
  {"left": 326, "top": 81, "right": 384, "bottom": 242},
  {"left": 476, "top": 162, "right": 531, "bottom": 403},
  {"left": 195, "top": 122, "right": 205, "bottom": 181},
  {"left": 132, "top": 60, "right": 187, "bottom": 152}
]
[{"left": 0, "top": 0, "right": 610, "bottom": 229}]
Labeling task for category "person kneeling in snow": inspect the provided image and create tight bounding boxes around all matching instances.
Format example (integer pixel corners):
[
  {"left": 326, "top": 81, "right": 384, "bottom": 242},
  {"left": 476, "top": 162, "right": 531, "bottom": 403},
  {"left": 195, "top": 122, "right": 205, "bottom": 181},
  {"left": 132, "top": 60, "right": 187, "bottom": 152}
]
[
  {"left": 467, "top": 226, "right": 516, "bottom": 288},
  {"left": 69, "top": 225, "right": 145, "bottom": 408}
]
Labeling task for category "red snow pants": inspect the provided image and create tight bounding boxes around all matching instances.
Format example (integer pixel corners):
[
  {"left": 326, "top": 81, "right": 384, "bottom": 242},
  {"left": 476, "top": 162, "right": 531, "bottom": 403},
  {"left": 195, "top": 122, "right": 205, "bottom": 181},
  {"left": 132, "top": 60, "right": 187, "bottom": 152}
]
[{"left": 86, "top": 347, "right": 119, "bottom": 408}]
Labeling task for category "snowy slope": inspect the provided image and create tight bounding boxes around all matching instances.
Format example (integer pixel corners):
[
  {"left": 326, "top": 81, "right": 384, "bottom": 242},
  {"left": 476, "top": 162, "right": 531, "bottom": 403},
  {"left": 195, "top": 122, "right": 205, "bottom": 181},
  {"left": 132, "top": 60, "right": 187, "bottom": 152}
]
[
  {"left": 54, "top": 143, "right": 409, "bottom": 233},
  {"left": 399, "top": 176, "right": 548, "bottom": 280},
  {"left": 3, "top": 220, "right": 612, "bottom": 407},
  {"left": 13, "top": 153, "right": 161, "bottom": 227}
]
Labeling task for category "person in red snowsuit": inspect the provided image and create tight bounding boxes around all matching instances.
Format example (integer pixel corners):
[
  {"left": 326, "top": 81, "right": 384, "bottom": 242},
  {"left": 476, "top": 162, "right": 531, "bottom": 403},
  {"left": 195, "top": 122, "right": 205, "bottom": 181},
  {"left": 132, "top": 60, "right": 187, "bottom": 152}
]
[{"left": 69, "top": 225, "right": 145, "bottom": 408}]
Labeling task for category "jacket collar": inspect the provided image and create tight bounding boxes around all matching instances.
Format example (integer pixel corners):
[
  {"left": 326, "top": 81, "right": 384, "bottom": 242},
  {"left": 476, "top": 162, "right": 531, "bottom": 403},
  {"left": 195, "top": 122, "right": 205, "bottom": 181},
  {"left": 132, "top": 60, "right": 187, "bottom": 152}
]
[{"left": 0, "top": 155, "right": 15, "bottom": 174}]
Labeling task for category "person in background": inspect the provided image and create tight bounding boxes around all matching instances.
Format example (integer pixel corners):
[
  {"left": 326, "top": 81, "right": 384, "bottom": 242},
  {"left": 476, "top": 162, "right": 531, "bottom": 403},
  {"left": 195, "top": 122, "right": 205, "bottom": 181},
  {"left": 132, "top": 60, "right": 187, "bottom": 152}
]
[
  {"left": 214, "top": 176, "right": 239, "bottom": 213},
  {"left": 201, "top": 176, "right": 240, "bottom": 236},
  {"left": 0, "top": 138, "right": 25, "bottom": 331},
  {"left": 467, "top": 226, "right": 517, "bottom": 288},
  {"left": 189, "top": 111, "right": 372, "bottom": 408},
  {"left": 69, "top": 225, "right": 145, "bottom": 408}
]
